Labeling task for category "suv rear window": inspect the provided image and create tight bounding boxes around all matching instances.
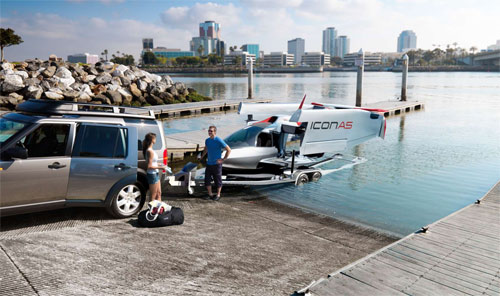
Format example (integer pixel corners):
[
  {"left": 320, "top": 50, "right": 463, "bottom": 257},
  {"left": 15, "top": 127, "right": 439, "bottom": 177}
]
[
  {"left": 72, "top": 125, "right": 128, "bottom": 158},
  {"left": 125, "top": 119, "right": 163, "bottom": 151}
]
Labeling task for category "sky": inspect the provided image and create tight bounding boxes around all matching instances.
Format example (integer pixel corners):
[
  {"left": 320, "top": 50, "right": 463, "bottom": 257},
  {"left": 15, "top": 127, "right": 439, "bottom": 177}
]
[{"left": 1, "top": 0, "right": 499, "bottom": 62}]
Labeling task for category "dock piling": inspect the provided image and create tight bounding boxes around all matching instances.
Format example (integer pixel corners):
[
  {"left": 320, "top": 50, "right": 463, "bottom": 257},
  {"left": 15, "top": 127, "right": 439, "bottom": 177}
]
[
  {"left": 248, "top": 57, "right": 254, "bottom": 99},
  {"left": 401, "top": 54, "right": 408, "bottom": 101},
  {"left": 355, "top": 49, "right": 364, "bottom": 107}
]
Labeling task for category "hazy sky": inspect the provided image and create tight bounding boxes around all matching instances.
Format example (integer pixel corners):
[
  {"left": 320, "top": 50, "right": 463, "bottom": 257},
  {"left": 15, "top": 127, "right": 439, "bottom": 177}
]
[{"left": 1, "top": 0, "right": 498, "bottom": 62}]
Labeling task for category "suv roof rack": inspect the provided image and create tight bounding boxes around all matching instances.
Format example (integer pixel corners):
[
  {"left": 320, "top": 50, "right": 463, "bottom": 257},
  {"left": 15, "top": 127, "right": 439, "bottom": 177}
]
[{"left": 16, "top": 99, "right": 156, "bottom": 119}]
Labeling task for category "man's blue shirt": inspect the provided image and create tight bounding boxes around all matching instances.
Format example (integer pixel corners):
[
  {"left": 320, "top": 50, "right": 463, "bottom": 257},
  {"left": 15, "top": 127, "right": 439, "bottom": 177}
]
[{"left": 205, "top": 136, "right": 227, "bottom": 165}]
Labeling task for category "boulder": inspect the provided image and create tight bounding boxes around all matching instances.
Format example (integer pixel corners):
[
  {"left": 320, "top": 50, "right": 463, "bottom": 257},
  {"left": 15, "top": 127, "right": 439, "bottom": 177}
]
[
  {"left": 136, "top": 79, "right": 148, "bottom": 92},
  {"left": 95, "top": 72, "right": 112, "bottom": 84},
  {"left": 86, "top": 74, "right": 96, "bottom": 82},
  {"left": 111, "top": 77, "right": 122, "bottom": 86},
  {"left": 145, "top": 94, "right": 163, "bottom": 105},
  {"left": 62, "top": 89, "right": 79, "bottom": 99},
  {"left": 91, "top": 84, "right": 107, "bottom": 95},
  {"left": 44, "top": 91, "right": 64, "bottom": 100},
  {"left": 174, "top": 82, "right": 185, "bottom": 91},
  {"left": 23, "top": 85, "right": 43, "bottom": 99},
  {"left": 120, "top": 76, "right": 131, "bottom": 86},
  {"left": 107, "top": 84, "right": 119, "bottom": 91},
  {"left": 84, "top": 66, "right": 99, "bottom": 76},
  {"left": 129, "top": 83, "right": 142, "bottom": 97},
  {"left": 55, "top": 67, "right": 72, "bottom": 79},
  {"left": 1, "top": 74, "right": 25, "bottom": 93},
  {"left": 167, "top": 86, "right": 178, "bottom": 97},
  {"left": 9, "top": 92, "right": 24, "bottom": 102},
  {"left": 41, "top": 66, "right": 56, "bottom": 78},
  {"left": 124, "top": 69, "right": 136, "bottom": 81},
  {"left": 1, "top": 62, "right": 13, "bottom": 71},
  {"left": 68, "top": 64, "right": 85, "bottom": 77},
  {"left": 25, "top": 77, "right": 41, "bottom": 86},
  {"left": 161, "top": 75, "right": 174, "bottom": 86},
  {"left": 159, "top": 92, "right": 175, "bottom": 104},
  {"left": 77, "top": 92, "right": 92, "bottom": 102},
  {"left": 104, "top": 90, "right": 122, "bottom": 105},
  {"left": 48, "top": 87, "right": 63, "bottom": 95},
  {"left": 80, "top": 84, "right": 93, "bottom": 97},
  {"left": 40, "top": 80, "right": 51, "bottom": 91},
  {"left": 117, "top": 87, "right": 133, "bottom": 104},
  {"left": 57, "top": 76, "right": 76, "bottom": 89},
  {"left": 14, "top": 70, "right": 29, "bottom": 79},
  {"left": 92, "top": 94, "right": 111, "bottom": 105}
]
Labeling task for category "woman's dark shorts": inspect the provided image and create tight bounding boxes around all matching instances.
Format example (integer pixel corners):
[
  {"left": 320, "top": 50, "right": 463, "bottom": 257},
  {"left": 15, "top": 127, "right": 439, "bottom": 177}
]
[
  {"left": 205, "top": 164, "right": 222, "bottom": 188},
  {"left": 147, "top": 172, "right": 160, "bottom": 185}
]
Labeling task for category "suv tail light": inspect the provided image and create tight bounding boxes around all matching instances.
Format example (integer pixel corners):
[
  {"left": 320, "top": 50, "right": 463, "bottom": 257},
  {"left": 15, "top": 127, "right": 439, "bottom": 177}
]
[{"left": 163, "top": 149, "right": 168, "bottom": 166}]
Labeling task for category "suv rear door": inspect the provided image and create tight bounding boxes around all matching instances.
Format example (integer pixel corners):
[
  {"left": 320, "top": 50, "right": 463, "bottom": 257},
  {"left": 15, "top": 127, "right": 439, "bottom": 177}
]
[{"left": 66, "top": 123, "right": 137, "bottom": 201}]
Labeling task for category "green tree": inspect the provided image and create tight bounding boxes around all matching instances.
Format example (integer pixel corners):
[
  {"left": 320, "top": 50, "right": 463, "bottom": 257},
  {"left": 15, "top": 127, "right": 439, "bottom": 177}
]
[
  {"left": 110, "top": 53, "right": 135, "bottom": 65},
  {"left": 0, "top": 28, "right": 23, "bottom": 61},
  {"left": 142, "top": 51, "right": 158, "bottom": 65},
  {"left": 101, "top": 49, "right": 108, "bottom": 61},
  {"left": 234, "top": 56, "right": 242, "bottom": 66},
  {"left": 469, "top": 46, "right": 478, "bottom": 55}
]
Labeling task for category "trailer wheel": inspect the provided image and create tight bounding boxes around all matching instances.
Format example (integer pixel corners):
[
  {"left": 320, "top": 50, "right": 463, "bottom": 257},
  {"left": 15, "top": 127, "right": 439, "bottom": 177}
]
[
  {"left": 295, "top": 173, "right": 309, "bottom": 186},
  {"left": 311, "top": 172, "right": 322, "bottom": 182}
]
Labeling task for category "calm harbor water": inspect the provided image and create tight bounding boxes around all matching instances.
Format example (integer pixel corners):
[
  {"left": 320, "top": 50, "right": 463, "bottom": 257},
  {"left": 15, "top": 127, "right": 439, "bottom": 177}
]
[{"left": 162, "top": 72, "right": 500, "bottom": 237}]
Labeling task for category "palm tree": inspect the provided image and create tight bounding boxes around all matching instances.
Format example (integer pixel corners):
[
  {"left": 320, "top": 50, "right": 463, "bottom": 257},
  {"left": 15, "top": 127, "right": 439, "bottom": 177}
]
[
  {"left": 101, "top": 49, "right": 108, "bottom": 61},
  {"left": 197, "top": 45, "right": 204, "bottom": 57},
  {"left": 470, "top": 46, "right": 478, "bottom": 55}
]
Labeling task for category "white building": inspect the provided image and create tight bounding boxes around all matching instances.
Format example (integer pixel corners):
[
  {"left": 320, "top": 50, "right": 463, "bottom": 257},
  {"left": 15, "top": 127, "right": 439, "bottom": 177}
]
[
  {"left": 343, "top": 52, "right": 382, "bottom": 66},
  {"left": 223, "top": 50, "right": 256, "bottom": 66},
  {"left": 288, "top": 38, "right": 305, "bottom": 64},
  {"left": 487, "top": 40, "right": 500, "bottom": 51},
  {"left": 67, "top": 53, "right": 99, "bottom": 64},
  {"left": 263, "top": 52, "right": 294, "bottom": 66},
  {"left": 301, "top": 52, "right": 330, "bottom": 66}
]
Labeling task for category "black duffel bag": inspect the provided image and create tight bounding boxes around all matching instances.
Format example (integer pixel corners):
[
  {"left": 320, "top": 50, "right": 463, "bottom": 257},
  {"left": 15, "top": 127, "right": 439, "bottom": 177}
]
[{"left": 138, "top": 207, "right": 184, "bottom": 227}]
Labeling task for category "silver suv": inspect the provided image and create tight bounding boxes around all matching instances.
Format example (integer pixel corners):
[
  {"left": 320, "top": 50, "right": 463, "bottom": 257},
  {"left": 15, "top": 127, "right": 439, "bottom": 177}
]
[{"left": 0, "top": 100, "right": 167, "bottom": 218}]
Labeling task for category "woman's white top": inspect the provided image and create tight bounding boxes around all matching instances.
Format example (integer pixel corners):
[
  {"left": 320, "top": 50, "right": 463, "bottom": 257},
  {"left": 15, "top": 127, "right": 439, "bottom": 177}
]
[{"left": 147, "top": 148, "right": 159, "bottom": 174}]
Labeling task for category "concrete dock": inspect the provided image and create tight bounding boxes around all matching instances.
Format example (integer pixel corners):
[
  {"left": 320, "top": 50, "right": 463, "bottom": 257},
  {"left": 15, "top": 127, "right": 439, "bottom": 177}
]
[
  {"left": 299, "top": 181, "right": 500, "bottom": 295},
  {"left": 0, "top": 191, "right": 396, "bottom": 296}
]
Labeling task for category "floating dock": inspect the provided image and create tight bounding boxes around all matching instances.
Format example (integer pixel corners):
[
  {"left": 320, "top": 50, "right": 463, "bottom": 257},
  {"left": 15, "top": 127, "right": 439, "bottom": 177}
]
[
  {"left": 146, "top": 99, "right": 271, "bottom": 118},
  {"left": 298, "top": 181, "right": 500, "bottom": 296}
]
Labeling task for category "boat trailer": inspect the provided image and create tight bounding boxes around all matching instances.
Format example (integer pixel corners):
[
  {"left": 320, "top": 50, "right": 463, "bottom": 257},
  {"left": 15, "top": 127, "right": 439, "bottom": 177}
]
[{"left": 164, "top": 154, "right": 366, "bottom": 195}]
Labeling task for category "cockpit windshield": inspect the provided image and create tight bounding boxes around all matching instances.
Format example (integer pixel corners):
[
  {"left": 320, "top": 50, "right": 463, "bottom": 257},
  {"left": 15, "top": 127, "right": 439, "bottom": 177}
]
[{"left": 224, "top": 125, "right": 264, "bottom": 148}]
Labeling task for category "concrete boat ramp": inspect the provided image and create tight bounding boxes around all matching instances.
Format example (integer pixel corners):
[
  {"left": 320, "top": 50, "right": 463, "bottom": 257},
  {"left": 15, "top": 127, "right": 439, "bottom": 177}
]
[{"left": 298, "top": 181, "right": 500, "bottom": 296}]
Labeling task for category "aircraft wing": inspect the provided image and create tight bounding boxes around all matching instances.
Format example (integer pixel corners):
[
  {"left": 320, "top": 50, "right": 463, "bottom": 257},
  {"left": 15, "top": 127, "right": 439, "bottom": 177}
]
[
  {"left": 290, "top": 109, "right": 386, "bottom": 155},
  {"left": 238, "top": 102, "right": 301, "bottom": 120}
]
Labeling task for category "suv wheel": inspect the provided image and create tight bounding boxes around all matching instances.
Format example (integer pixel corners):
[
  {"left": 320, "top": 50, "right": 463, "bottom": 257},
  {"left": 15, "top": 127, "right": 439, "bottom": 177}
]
[{"left": 107, "top": 182, "right": 145, "bottom": 218}]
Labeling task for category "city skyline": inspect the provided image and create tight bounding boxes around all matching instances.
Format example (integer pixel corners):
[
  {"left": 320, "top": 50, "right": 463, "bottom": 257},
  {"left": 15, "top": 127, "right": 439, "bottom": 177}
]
[{"left": 0, "top": 0, "right": 498, "bottom": 62}]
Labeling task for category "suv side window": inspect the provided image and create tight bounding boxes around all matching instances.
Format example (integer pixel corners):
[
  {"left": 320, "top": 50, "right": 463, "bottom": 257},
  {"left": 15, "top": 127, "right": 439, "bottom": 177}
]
[
  {"left": 20, "top": 124, "right": 70, "bottom": 158},
  {"left": 72, "top": 125, "right": 128, "bottom": 158}
]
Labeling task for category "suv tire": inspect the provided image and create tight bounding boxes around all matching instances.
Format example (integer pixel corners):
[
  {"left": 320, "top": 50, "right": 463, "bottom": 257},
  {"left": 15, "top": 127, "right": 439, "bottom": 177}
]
[{"left": 106, "top": 182, "right": 146, "bottom": 218}]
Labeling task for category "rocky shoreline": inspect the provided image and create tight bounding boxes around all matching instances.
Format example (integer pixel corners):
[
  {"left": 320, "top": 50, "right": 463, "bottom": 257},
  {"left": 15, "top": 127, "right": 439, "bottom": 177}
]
[{"left": 0, "top": 59, "right": 212, "bottom": 111}]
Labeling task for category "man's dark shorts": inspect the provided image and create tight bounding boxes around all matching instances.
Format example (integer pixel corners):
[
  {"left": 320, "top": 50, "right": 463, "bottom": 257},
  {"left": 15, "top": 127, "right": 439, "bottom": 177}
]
[{"left": 205, "top": 164, "right": 222, "bottom": 188}]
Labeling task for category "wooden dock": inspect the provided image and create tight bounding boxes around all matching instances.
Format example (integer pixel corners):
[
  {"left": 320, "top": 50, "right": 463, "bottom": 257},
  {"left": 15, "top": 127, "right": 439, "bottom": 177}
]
[
  {"left": 146, "top": 99, "right": 271, "bottom": 118},
  {"left": 365, "top": 100, "right": 424, "bottom": 117},
  {"left": 298, "top": 181, "right": 500, "bottom": 296}
]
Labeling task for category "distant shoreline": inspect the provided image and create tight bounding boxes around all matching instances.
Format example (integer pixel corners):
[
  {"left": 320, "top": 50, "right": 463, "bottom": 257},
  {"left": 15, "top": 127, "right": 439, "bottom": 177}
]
[{"left": 141, "top": 65, "right": 499, "bottom": 74}]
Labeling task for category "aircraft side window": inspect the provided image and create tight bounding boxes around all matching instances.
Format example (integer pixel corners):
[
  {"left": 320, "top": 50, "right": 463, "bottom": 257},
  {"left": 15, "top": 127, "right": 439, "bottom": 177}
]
[{"left": 257, "top": 133, "right": 272, "bottom": 147}]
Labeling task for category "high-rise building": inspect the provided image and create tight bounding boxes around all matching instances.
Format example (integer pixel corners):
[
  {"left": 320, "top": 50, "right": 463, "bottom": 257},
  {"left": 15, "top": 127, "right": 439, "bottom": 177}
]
[
  {"left": 335, "top": 36, "right": 350, "bottom": 58},
  {"left": 288, "top": 38, "right": 305, "bottom": 64},
  {"left": 190, "top": 21, "right": 225, "bottom": 57},
  {"left": 241, "top": 44, "right": 260, "bottom": 58},
  {"left": 322, "top": 27, "right": 337, "bottom": 58},
  {"left": 199, "top": 21, "right": 220, "bottom": 39},
  {"left": 142, "top": 38, "right": 153, "bottom": 50},
  {"left": 397, "top": 30, "right": 417, "bottom": 52}
]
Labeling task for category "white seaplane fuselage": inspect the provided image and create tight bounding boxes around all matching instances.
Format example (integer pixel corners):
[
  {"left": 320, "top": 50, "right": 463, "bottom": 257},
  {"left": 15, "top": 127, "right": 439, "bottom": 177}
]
[{"left": 220, "top": 102, "right": 386, "bottom": 173}]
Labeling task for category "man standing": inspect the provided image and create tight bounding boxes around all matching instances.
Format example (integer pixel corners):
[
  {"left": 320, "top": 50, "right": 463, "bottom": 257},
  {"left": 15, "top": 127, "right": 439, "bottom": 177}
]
[{"left": 199, "top": 125, "right": 231, "bottom": 201}]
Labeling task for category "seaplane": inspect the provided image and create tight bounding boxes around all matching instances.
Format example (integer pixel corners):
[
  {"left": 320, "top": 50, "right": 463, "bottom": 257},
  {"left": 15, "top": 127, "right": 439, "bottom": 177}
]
[{"left": 165, "top": 95, "right": 387, "bottom": 194}]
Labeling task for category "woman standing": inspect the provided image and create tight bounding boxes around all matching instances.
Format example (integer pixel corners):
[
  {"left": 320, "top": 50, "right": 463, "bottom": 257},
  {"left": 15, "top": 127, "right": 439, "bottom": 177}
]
[{"left": 142, "top": 133, "right": 164, "bottom": 201}]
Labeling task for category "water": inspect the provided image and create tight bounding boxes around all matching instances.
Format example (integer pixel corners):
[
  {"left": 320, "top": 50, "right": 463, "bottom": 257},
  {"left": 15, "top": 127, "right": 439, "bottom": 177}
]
[{"left": 162, "top": 71, "right": 500, "bottom": 237}]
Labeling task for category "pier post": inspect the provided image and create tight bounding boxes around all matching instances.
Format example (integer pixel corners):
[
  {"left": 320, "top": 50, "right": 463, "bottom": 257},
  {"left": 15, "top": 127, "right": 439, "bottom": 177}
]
[
  {"left": 248, "top": 57, "right": 254, "bottom": 99},
  {"left": 355, "top": 49, "right": 364, "bottom": 107},
  {"left": 401, "top": 54, "right": 408, "bottom": 101}
]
